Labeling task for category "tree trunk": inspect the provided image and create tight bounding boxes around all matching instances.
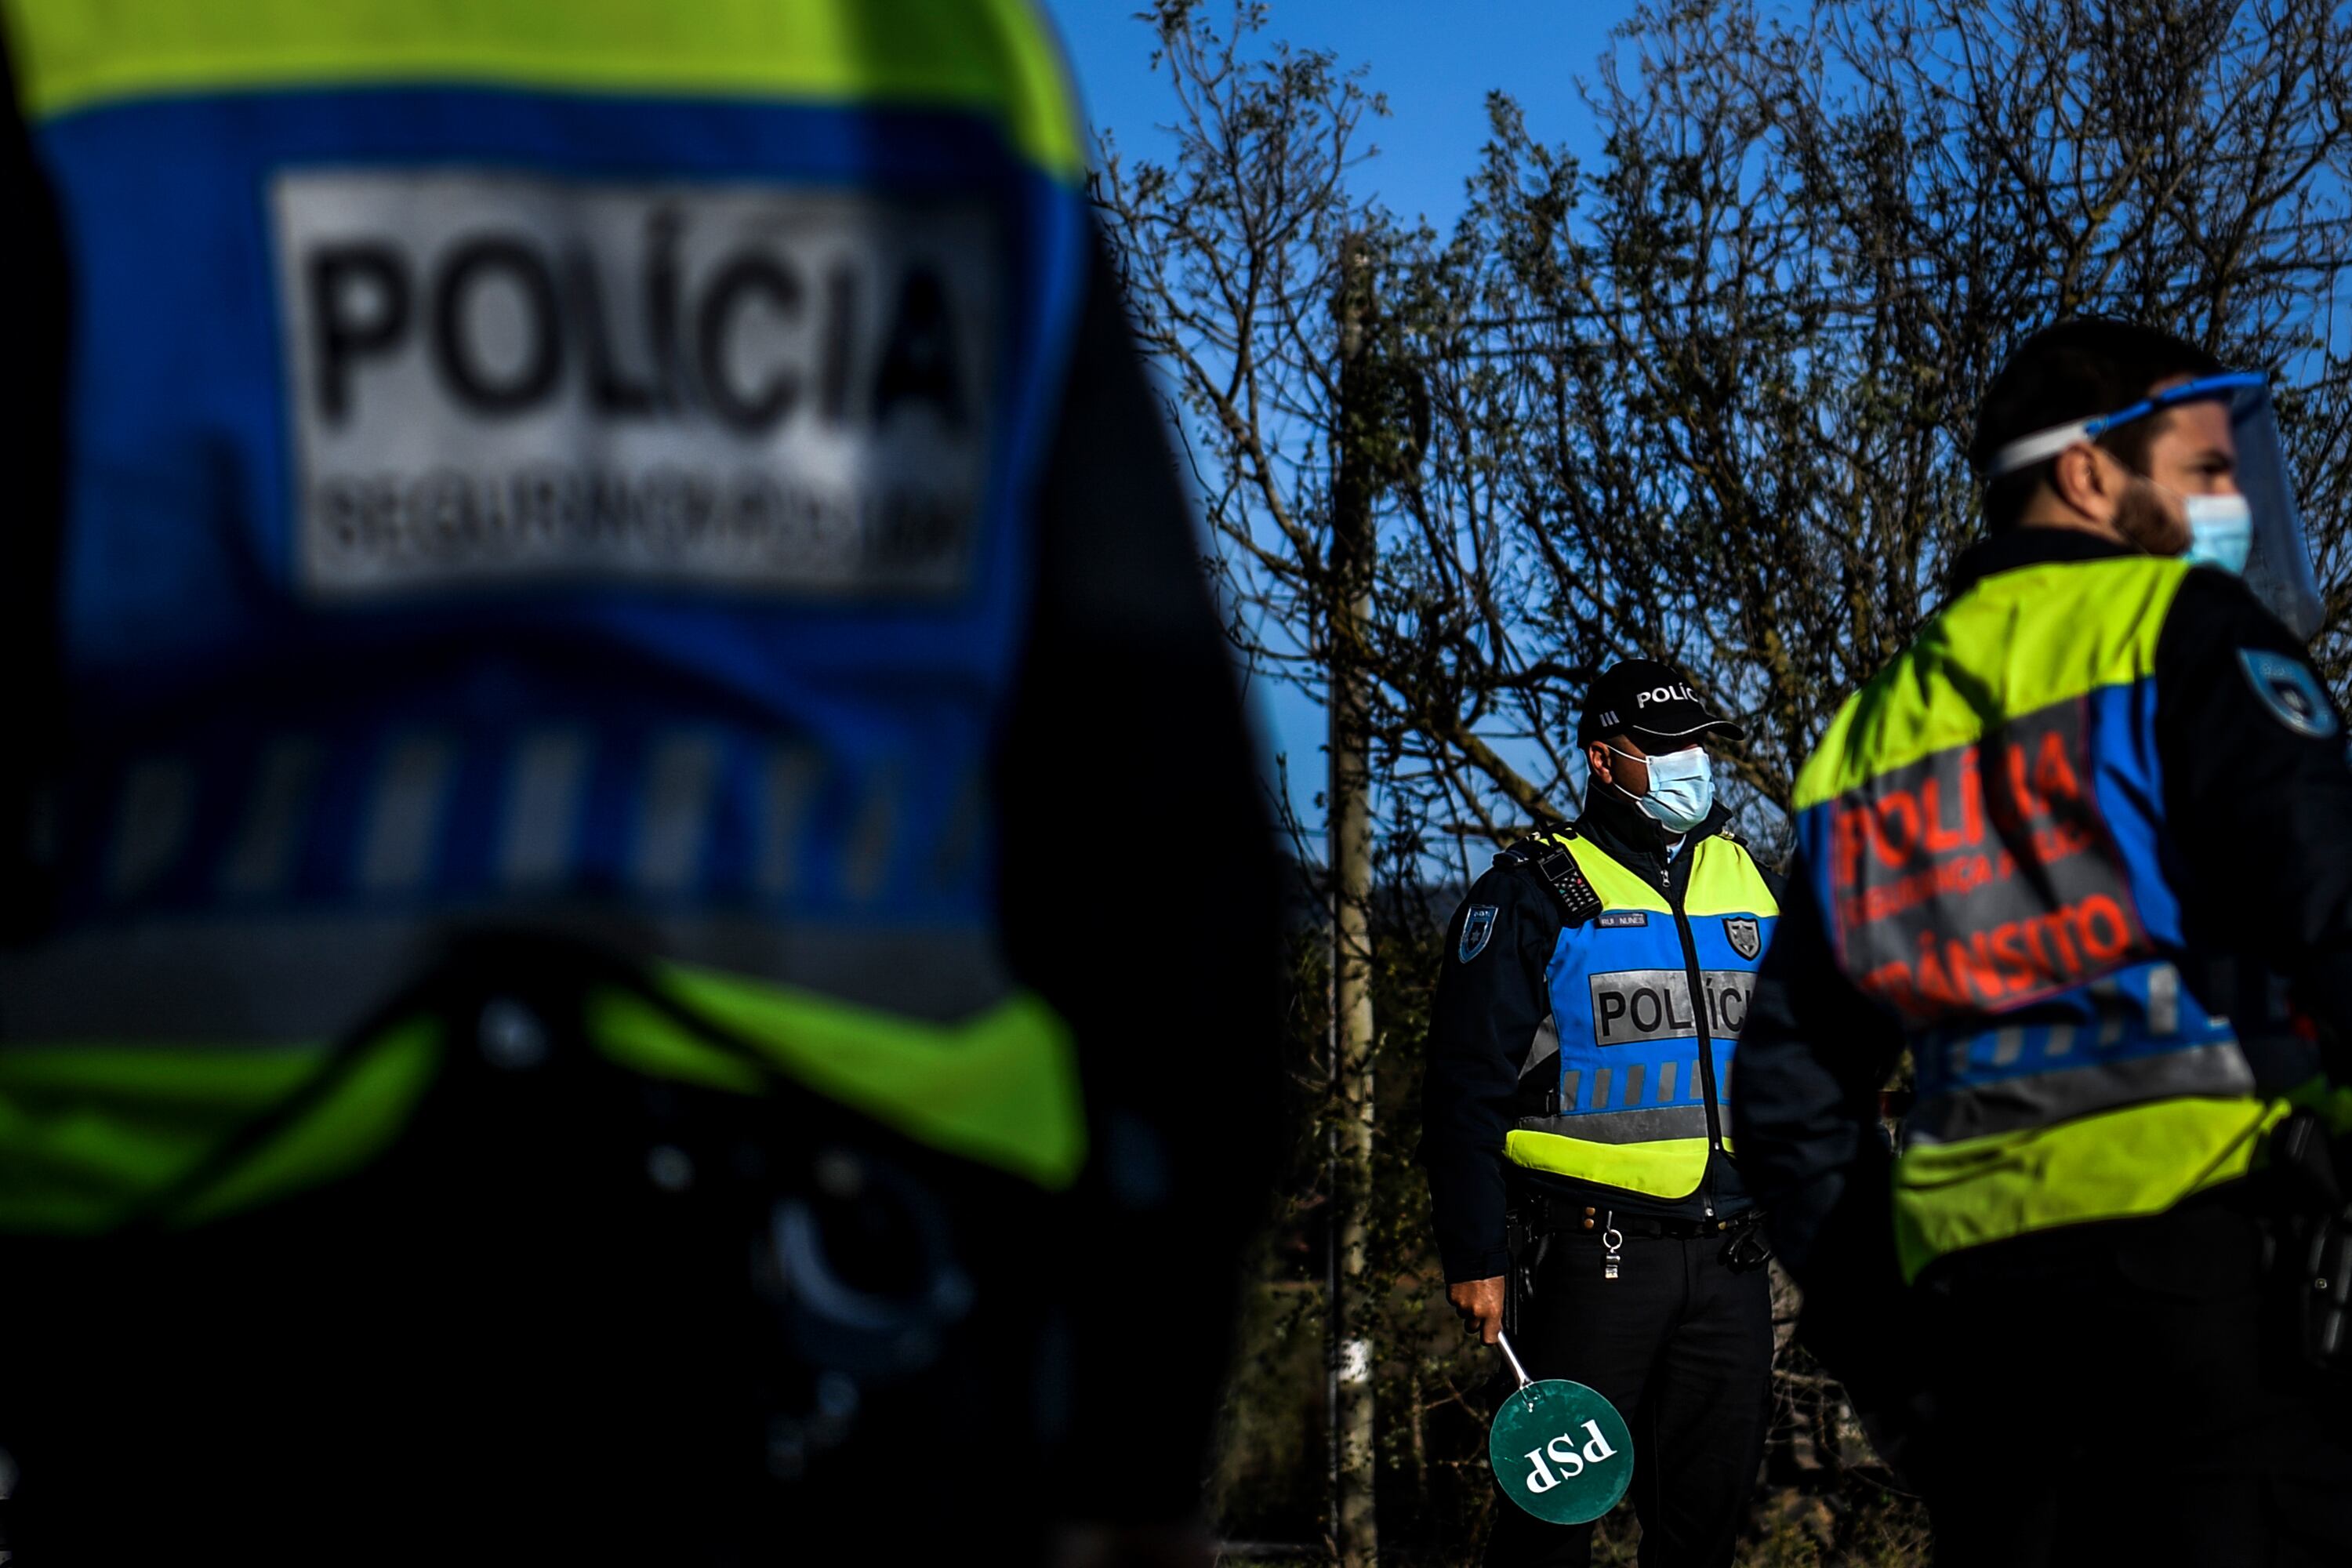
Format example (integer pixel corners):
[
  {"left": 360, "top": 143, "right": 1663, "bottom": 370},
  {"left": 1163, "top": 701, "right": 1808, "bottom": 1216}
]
[{"left": 1328, "top": 232, "right": 1380, "bottom": 1568}]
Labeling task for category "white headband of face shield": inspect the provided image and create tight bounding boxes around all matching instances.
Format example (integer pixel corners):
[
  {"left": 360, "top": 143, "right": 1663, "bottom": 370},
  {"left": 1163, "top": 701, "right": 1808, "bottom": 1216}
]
[
  {"left": 1979, "top": 369, "right": 2323, "bottom": 638},
  {"left": 1982, "top": 371, "right": 2266, "bottom": 478}
]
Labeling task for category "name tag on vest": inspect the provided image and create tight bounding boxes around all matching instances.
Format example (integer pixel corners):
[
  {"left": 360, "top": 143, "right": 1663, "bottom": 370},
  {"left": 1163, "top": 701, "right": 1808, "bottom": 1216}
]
[
  {"left": 1595, "top": 911, "right": 1649, "bottom": 928},
  {"left": 270, "top": 171, "right": 999, "bottom": 602}
]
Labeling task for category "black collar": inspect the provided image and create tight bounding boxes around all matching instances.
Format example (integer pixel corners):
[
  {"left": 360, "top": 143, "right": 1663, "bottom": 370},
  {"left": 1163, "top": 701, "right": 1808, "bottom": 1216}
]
[
  {"left": 1947, "top": 525, "right": 2134, "bottom": 594},
  {"left": 1573, "top": 783, "right": 1730, "bottom": 889}
]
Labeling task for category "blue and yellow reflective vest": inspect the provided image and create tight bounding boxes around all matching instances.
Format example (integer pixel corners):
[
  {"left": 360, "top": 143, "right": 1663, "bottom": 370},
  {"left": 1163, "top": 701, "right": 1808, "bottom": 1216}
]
[
  {"left": 1792, "top": 554, "right": 2279, "bottom": 1278},
  {"left": 0, "top": 0, "right": 1092, "bottom": 1231},
  {"left": 1505, "top": 829, "right": 1779, "bottom": 1203}
]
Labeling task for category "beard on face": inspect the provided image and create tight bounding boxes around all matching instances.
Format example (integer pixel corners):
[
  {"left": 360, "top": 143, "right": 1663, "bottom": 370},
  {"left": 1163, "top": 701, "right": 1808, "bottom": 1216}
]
[{"left": 2114, "top": 474, "right": 2191, "bottom": 557}]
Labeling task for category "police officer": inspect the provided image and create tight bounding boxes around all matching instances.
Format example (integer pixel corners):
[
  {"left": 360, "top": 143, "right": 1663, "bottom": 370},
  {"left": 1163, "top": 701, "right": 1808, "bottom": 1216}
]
[
  {"left": 1734, "top": 318, "right": 2352, "bottom": 1563},
  {"left": 0, "top": 5, "right": 1280, "bottom": 1563},
  {"left": 1421, "top": 660, "right": 1779, "bottom": 1567}
]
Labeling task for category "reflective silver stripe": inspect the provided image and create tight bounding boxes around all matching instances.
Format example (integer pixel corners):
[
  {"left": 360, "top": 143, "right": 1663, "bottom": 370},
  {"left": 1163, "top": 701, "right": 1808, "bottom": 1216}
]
[
  {"left": 1622, "top": 1062, "right": 1645, "bottom": 1107},
  {"left": 0, "top": 906, "right": 1017, "bottom": 1043},
  {"left": 1560, "top": 1069, "right": 1582, "bottom": 1110},
  {"left": 633, "top": 734, "right": 724, "bottom": 892},
  {"left": 754, "top": 746, "right": 824, "bottom": 897},
  {"left": 358, "top": 735, "right": 457, "bottom": 892},
  {"left": 219, "top": 739, "right": 325, "bottom": 898},
  {"left": 2092, "top": 978, "right": 2129, "bottom": 1047},
  {"left": 500, "top": 728, "right": 592, "bottom": 888},
  {"left": 1515, "top": 1103, "right": 1711, "bottom": 1145},
  {"left": 1656, "top": 1059, "right": 1677, "bottom": 1102},
  {"left": 1904, "top": 1040, "right": 2258, "bottom": 1147},
  {"left": 110, "top": 757, "right": 196, "bottom": 898},
  {"left": 2148, "top": 963, "right": 2180, "bottom": 1035},
  {"left": 1520, "top": 1014, "right": 1560, "bottom": 1078},
  {"left": 1592, "top": 1067, "right": 1613, "bottom": 1109}
]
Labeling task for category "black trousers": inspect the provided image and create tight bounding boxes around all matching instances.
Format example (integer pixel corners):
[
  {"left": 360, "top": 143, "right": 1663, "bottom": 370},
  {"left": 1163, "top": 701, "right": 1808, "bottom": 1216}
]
[
  {"left": 1913, "top": 1194, "right": 2352, "bottom": 1566},
  {"left": 1484, "top": 1226, "right": 1773, "bottom": 1568}
]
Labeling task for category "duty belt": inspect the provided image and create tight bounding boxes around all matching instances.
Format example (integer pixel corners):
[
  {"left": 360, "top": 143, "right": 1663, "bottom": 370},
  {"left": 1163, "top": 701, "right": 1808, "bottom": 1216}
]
[{"left": 1513, "top": 1191, "right": 1763, "bottom": 1241}]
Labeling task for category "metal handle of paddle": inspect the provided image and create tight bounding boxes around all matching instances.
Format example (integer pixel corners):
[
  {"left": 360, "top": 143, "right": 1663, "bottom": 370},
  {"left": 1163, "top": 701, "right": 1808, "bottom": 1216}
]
[{"left": 1496, "top": 1328, "right": 1536, "bottom": 1396}]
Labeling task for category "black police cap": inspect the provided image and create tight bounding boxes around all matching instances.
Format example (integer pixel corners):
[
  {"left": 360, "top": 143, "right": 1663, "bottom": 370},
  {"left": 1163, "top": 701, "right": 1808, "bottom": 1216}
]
[{"left": 1577, "top": 659, "right": 1746, "bottom": 748}]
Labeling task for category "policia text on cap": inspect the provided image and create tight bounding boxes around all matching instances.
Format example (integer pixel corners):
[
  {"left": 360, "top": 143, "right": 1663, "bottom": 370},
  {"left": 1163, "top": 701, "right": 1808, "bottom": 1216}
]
[
  {"left": 1734, "top": 318, "right": 2352, "bottom": 1563},
  {"left": 1421, "top": 661, "right": 1778, "bottom": 1567}
]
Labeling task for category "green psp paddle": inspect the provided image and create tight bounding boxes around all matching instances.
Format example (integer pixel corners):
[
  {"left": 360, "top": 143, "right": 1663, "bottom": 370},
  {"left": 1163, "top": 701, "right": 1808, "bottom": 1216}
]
[{"left": 1488, "top": 1330, "right": 1634, "bottom": 1526}]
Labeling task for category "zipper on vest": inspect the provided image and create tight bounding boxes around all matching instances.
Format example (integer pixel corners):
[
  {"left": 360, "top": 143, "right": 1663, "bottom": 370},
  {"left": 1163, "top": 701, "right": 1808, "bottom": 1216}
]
[{"left": 1668, "top": 877, "right": 1723, "bottom": 1221}]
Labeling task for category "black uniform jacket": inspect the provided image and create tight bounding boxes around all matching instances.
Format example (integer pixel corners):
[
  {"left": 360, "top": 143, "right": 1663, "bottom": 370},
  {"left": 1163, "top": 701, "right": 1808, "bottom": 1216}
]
[
  {"left": 1419, "top": 786, "right": 1780, "bottom": 1284},
  {"left": 1733, "top": 526, "right": 2352, "bottom": 1294}
]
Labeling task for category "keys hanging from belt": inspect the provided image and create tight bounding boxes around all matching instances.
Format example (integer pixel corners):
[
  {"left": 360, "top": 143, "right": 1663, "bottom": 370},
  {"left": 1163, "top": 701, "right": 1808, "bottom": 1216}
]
[
  {"left": 1602, "top": 1212, "right": 1623, "bottom": 1282},
  {"left": 1721, "top": 1216, "right": 1773, "bottom": 1272}
]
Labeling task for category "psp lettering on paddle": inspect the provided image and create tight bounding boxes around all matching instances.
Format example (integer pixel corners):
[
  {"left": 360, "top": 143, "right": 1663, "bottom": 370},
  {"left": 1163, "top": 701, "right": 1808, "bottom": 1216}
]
[{"left": 1522, "top": 1420, "right": 1621, "bottom": 1494}]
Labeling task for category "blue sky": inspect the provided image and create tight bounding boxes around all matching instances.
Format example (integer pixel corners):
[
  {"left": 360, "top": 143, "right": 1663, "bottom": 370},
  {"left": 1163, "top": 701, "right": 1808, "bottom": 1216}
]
[
  {"left": 1041, "top": 1, "right": 1646, "bottom": 852},
  {"left": 1045, "top": 2, "right": 1640, "bottom": 231}
]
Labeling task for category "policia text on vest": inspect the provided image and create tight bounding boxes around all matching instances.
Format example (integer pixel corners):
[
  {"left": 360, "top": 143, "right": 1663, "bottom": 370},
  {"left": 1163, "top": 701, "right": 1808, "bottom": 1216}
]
[
  {"left": 1421, "top": 662, "right": 1778, "bottom": 1568},
  {"left": 1733, "top": 319, "right": 2352, "bottom": 1563},
  {"left": 285, "top": 172, "right": 988, "bottom": 601},
  {"left": 0, "top": 2, "right": 1283, "bottom": 1561}
]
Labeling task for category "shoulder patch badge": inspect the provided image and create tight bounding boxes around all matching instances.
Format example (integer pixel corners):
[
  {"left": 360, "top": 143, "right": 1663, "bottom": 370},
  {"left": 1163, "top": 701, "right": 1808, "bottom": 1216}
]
[
  {"left": 1458, "top": 905, "right": 1499, "bottom": 963},
  {"left": 1723, "top": 915, "right": 1762, "bottom": 961},
  {"left": 2239, "top": 649, "right": 2339, "bottom": 740},
  {"left": 1595, "top": 911, "right": 1650, "bottom": 928}
]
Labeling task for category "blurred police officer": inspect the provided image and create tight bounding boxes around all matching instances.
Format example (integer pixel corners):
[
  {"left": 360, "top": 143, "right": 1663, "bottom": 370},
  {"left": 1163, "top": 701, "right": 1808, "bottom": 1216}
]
[
  {"left": 1422, "top": 661, "right": 1778, "bottom": 1567},
  {"left": 1735, "top": 318, "right": 2352, "bottom": 1563},
  {"left": 0, "top": 5, "right": 1279, "bottom": 1563}
]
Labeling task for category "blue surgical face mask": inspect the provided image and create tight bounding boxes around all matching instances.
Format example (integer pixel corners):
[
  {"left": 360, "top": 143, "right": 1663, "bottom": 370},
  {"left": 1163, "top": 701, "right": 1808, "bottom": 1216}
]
[
  {"left": 1609, "top": 744, "right": 1715, "bottom": 833},
  {"left": 2183, "top": 492, "right": 2253, "bottom": 575}
]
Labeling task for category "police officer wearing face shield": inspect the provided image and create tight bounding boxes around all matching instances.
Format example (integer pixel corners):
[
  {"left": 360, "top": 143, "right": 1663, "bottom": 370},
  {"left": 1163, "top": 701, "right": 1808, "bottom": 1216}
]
[
  {"left": 1421, "top": 661, "right": 1780, "bottom": 1568},
  {"left": 1735, "top": 318, "right": 2352, "bottom": 1563}
]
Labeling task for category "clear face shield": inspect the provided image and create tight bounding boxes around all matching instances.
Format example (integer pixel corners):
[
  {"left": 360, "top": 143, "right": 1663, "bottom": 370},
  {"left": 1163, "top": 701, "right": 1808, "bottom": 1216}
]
[{"left": 1986, "top": 371, "right": 2325, "bottom": 640}]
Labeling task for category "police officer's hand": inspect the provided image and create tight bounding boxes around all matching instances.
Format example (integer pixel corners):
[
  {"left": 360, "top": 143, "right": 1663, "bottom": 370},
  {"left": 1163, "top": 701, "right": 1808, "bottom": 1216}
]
[{"left": 1447, "top": 1276, "right": 1506, "bottom": 1344}]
